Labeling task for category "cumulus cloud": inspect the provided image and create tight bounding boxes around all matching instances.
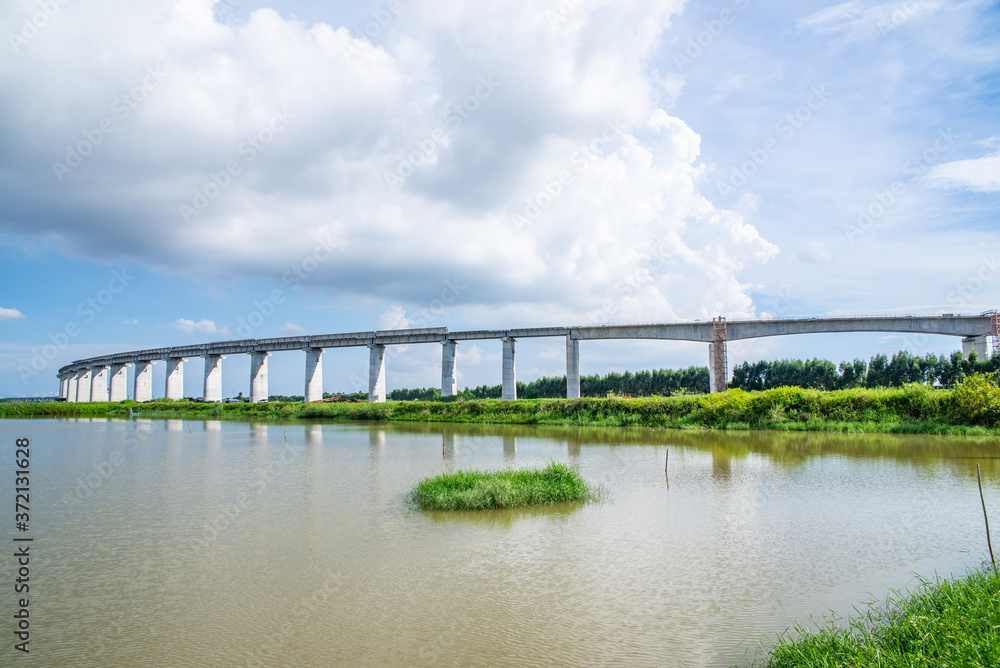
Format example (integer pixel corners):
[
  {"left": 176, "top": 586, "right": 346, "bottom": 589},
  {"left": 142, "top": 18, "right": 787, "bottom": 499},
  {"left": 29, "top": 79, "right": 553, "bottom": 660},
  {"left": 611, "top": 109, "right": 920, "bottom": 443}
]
[
  {"left": 0, "top": 307, "right": 25, "bottom": 320},
  {"left": 172, "top": 318, "right": 224, "bottom": 334},
  {"left": 1, "top": 0, "right": 776, "bottom": 325}
]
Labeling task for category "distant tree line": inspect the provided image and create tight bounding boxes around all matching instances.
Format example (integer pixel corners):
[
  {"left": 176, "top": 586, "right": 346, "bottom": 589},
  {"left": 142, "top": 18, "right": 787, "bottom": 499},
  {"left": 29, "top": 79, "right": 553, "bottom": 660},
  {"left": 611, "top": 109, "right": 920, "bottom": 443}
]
[
  {"left": 455, "top": 366, "right": 710, "bottom": 399},
  {"left": 730, "top": 349, "right": 998, "bottom": 391},
  {"left": 268, "top": 349, "right": 993, "bottom": 402}
]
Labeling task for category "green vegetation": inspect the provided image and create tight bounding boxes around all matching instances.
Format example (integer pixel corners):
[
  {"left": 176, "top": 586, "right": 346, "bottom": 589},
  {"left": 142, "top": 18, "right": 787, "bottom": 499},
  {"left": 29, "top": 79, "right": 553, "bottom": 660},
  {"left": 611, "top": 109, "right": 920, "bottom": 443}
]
[
  {"left": 731, "top": 349, "right": 999, "bottom": 391},
  {"left": 7, "top": 374, "right": 1000, "bottom": 433},
  {"left": 754, "top": 568, "right": 1000, "bottom": 667},
  {"left": 407, "top": 461, "right": 600, "bottom": 510}
]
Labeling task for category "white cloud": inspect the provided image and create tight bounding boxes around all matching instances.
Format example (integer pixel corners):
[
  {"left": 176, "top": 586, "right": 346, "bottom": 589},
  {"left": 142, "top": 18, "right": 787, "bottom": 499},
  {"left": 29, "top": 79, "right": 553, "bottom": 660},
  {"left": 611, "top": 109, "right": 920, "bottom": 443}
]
[
  {"left": 798, "top": 0, "right": 941, "bottom": 41},
  {"left": 0, "top": 0, "right": 776, "bottom": 325},
  {"left": 797, "top": 241, "right": 833, "bottom": 264},
  {"left": 122, "top": 318, "right": 139, "bottom": 325},
  {"left": 172, "top": 318, "right": 222, "bottom": 334},
  {"left": 0, "top": 307, "right": 25, "bottom": 320},
  {"left": 924, "top": 154, "right": 1000, "bottom": 193},
  {"left": 377, "top": 306, "right": 411, "bottom": 331},
  {"left": 279, "top": 322, "right": 309, "bottom": 335}
]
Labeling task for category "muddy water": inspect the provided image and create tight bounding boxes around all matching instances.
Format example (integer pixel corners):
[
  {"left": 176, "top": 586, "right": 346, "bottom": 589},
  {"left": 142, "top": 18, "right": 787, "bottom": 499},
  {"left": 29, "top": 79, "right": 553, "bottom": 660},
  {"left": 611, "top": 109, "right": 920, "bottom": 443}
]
[{"left": 2, "top": 418, "right": 997, "bottom": 667}]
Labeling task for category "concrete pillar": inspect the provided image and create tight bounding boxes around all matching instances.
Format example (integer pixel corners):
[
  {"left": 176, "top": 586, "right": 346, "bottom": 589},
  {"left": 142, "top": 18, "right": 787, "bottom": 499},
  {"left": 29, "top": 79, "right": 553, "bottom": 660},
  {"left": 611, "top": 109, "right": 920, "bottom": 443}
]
[
  {"left": 962, "top": 335, "right": 988, "bottom": 359},
  {"left": 58, "top": 374, "right": 67, "bottom": 399},
  {"left": 108, "top": 364, "right": 128, "bottom": 402},
  {"left": 66, "top": 371, "right": 79, "bottom": 403},
  {"left": 90, "top": 366, "right": 109, "bottom": 402},
  {"left": 165, "top": 357, "right": 185, "bottom": 400},
  {"left": 368, "top": 344, "right": 386, "bottom": 403},
  {"left": 250, "top": 351, "right": 270, "bottom": 403},
  {"left": 203, "top": 354, "right": 224, "bottom": 402},
  {"left": 502, "top": 337, "right": 516, "bottom": 400},
  {"left": 441, "top": 340, "right": 457, "bottom": 397},
  {"left": 304, "top": 348, "right": 323, "bottom": 403},
  {"left": 709, "top": 343, "right": 718, "bottom": 394},
  {"left": 566, "top": 336, "right": 580, "bottom": 399},
  {"left": 77, "top": 369, "right": 92, "bottom": 402},
  {"left": 134, "top": 361, "right": 154, "bottom": 402}
]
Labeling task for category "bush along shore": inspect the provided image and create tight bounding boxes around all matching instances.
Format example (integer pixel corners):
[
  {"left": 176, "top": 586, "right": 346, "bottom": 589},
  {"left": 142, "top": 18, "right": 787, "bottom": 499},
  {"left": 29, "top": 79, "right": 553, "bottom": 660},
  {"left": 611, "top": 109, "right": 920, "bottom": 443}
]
[
  {"left": 407, "top": 461, "right": 601, "bottom": 511},
  {"left": 753, "top": 567, "right": 1000, "bottom": 667},
  {"left": 6, "top": 374, "right": 1000, "bottom": 434}
]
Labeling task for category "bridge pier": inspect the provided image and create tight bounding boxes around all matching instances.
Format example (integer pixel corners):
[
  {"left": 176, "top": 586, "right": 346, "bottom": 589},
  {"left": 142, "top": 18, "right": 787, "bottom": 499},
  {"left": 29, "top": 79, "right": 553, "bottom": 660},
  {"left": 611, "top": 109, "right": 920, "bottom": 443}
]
[
  {"left": 962, "top": 335, "right": 988, "bottom": 359},
  {"left": 304, "top": 348, "right": 323, "bottom": 403},
  {"left": 65, "top": 372, "right": 77, "bottom": 402},
  {"left": 90, "top": 365, "right": 108, "bottom": 402},
  {"left": 368, "top": 344, "right": 386, "bottom": 403},
  {"left": 109, "top": 363, "right": 128, "bottom": 402},
  {"left": 165, "top": 357, "right": 185, "bottom": 400},
  {"left": 250, "top": 352, "right": 270, "bottom": 403},
  {"left": 66, "top": 371, "right": 79, "bottom": 403},
  {"left": 441, "top": 340, "right": 457, "bottom": 397},
  {"left": 566, "top": 336, "right": 580, "bottom": 399},
  {"left": 203, "top": 355, "right": 224, "bottom": 402},
  {"left": 58, "top": 373, "right": 67, "bottom": 400},
  {"left": 502, "top": 338, "right": 517, "bottom": 400},
  {"left": 134, "top": 361, "right": 154, "bottom": 402},
  {"left": 77, "top": 368, "right": 92, "bottom": 402}
]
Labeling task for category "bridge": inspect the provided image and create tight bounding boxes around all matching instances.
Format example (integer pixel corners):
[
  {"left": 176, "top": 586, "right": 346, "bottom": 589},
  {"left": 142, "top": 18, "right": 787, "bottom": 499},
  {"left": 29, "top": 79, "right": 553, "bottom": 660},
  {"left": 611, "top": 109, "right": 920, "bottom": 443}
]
[{"left": 55, "top": 313, "right": 999, "bottom": 403}]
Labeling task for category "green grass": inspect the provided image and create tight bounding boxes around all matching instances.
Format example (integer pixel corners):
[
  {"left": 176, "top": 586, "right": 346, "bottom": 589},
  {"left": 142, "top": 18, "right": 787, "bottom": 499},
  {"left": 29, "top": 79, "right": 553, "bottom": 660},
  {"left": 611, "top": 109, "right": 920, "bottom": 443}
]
[
  {"left": 407, "top": 461, "right": 601, "bottom": 511},
  {"left": 7, "top": 376, "right": 1000, "bottom": 434},
  {"left": 752, "top": 568, "right": 1000, "bottom": 667}
]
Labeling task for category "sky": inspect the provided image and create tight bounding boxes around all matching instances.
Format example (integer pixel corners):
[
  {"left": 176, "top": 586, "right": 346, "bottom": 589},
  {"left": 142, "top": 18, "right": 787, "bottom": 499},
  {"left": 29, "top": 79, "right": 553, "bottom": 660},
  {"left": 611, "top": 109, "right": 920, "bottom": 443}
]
[{"left": 1, "top": 0, "right": 998, "bottom": 399}]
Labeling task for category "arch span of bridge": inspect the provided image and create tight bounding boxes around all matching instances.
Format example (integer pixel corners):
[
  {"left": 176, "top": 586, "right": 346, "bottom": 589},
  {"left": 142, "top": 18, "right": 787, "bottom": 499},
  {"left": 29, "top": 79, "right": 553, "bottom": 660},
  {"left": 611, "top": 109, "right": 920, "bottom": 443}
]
[{"left": 55, "top": 313, "right": 999, "bottom": 403}]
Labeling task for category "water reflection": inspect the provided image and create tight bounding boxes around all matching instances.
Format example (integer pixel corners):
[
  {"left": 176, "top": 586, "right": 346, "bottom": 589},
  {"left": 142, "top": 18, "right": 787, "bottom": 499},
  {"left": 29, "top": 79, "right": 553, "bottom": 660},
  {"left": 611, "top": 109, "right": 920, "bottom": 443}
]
[{"left": 7, "top": 418, "right": 1000, "bottom": 668}]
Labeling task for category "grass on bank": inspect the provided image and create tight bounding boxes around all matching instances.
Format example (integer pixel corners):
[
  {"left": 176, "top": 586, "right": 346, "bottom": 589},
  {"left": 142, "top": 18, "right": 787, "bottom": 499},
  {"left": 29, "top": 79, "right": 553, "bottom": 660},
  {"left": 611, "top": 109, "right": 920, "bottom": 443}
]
[
  {"left": 7, "top": 375, "right": 1000, "bottom": 434},
  {"left": 754, "top": 568, "right": 1000, "bottom": 668},
  {"left": 407, "top": 461, "right": 601, "bottom": 511}
]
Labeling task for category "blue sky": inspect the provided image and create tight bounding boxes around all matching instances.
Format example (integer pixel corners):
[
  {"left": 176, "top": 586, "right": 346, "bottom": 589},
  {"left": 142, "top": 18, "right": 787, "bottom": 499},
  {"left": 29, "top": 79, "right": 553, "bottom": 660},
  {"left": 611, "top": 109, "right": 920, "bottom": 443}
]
[{"left": 1, "top": 0, "right": 998, "bottom": 398}]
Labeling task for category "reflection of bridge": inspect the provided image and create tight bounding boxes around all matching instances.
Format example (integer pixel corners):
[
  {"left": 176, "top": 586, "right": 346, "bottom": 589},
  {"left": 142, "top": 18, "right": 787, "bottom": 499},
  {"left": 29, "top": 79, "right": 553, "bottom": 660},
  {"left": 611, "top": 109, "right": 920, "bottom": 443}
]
[{"left": 56, "top": 313, "right": 999, "bottom": 403}]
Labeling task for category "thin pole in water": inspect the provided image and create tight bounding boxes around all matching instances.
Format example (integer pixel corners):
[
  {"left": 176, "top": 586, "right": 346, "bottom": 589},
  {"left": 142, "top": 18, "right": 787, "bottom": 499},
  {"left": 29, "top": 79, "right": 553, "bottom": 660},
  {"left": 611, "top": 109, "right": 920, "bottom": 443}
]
[
  {"left": 664, "top": 448, "right": 669, "bottom": 473},
  {"left": 977, "top": 463, "right": 997, "bottom": 576}
]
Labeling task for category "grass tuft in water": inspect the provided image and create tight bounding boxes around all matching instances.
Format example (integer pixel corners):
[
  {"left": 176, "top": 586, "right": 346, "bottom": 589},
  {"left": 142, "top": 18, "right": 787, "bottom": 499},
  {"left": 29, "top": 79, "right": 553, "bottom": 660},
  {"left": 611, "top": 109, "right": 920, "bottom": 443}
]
[
  {"left": 752, "top": 568, "right": 1000, "bottom": 667},
  {"left": 408, "top": 461, "right": 601, "bottom": 511}
]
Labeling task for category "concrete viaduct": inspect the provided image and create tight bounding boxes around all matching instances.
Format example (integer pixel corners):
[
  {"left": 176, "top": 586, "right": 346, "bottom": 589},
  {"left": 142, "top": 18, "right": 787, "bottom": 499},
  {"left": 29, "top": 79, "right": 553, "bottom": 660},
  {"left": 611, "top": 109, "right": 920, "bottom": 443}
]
[{"left": 55, "top": 313, "right": 999, "bottom": 403}]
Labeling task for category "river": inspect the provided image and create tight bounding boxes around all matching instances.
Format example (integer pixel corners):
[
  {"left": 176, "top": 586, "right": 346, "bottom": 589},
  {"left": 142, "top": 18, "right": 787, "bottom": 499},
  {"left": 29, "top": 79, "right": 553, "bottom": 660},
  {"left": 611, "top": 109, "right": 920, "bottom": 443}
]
[{"left": 2, "top": 418, "right": 997, "bottom": 667}]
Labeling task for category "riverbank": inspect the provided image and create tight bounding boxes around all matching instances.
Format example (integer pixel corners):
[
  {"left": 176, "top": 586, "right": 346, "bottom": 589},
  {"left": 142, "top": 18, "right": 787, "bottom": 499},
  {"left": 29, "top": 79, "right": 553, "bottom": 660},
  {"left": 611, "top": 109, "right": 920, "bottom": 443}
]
[
  {"left": 754, "top": 568, "right": 1000, "bottom": 667},
  {"left": 5, "top": 379, "right": 1000, "bottom": 433}
]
